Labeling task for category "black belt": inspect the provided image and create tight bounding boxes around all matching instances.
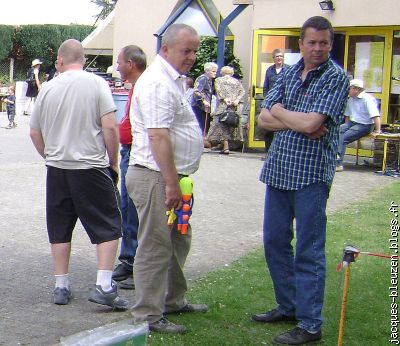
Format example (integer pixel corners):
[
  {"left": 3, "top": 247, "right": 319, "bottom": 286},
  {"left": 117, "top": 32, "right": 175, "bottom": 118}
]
[{"left": 134, "top": 164, "right": 147, "bottom": 169}]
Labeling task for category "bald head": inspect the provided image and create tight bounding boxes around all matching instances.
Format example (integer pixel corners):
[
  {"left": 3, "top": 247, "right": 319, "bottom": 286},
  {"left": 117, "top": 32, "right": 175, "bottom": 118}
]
[{"left": 58, "top": 39, "right": 86, "bottom": 70}]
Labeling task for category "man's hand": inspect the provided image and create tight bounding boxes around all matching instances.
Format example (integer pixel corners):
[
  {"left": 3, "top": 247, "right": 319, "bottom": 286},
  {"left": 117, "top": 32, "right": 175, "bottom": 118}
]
[
  {"left": 108, "top": 166, "right": 119, "bottom": 185},
  {"left": 30, "top": 128, "right": 45, "bottom": 158},
  {"left": 165, "top": 181, "right": 182, "bottom": 210},
  {"left": 258, "top": 108, "right": 288, "bottom": 131},
  {"left": 270, "top": 103, "right": 328, "bottom": 135},
  {"left": 305, "top": 124, "right": 328, "bottom": 139},
  {"left": 370, "top": 131, "right": 381, "bottom": 138},
  {"left": 270, "top": 103, "right": 284, "bottom": 117}
]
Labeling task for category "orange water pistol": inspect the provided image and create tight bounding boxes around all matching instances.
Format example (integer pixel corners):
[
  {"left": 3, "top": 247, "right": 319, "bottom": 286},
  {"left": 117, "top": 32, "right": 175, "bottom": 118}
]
[{"left": 166, "top": 177, "right": 193, "bottom": 235}]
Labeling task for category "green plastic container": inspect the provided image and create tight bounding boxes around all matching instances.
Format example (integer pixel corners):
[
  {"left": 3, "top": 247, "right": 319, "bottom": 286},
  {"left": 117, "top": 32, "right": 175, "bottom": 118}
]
[{"left": 60, "top": 319, "right": 148, "bottom": 346}]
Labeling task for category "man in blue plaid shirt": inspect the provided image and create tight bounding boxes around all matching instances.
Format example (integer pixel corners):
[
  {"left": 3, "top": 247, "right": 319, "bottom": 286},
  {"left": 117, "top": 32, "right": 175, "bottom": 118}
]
[{"left": 251, "top": 16, "right": 349, "bottom": 345}]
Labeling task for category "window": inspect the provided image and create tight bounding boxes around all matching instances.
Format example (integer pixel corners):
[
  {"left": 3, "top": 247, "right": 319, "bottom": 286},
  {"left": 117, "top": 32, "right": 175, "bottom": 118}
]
[
  {"left": 389, "top": 31, "right": 400, "bottom": 125},
  {"left": 346, "top": 35, "right": 385, "bottom": 93}
]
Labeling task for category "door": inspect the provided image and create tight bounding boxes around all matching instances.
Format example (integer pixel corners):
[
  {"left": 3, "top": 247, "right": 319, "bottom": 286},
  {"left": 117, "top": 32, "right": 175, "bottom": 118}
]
[
  {"left": 343, "top": 28, "right": 392, "bottom": 158},
  {"left": 249, "top": 30, "right": 300, "bottom": 148},
  {"left": 344, "top": 28, "right": 392, "bottom": 123}
]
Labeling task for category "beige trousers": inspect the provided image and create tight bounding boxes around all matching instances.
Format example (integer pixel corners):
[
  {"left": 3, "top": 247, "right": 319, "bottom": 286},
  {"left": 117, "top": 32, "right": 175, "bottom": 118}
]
[{"left": 126, "top": 166, "right": 191, "bottom": 323}]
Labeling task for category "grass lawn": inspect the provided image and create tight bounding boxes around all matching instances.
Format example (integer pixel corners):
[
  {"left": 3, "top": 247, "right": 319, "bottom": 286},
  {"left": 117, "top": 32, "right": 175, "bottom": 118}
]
[{"left": 147, "top": 181, "right": 400, "bottom": 346}]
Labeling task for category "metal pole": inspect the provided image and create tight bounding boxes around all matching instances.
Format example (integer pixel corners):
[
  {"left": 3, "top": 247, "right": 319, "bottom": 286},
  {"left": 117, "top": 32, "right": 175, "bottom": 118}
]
[
  {"left": 338, "top": 263, "right": 351, "bottom": 346},
  {"left": 337, "top": 246, "right": 358, "bottom": 346},
  {"left": 9, "top": 58, "right": 14, "bottom": 83},
  {"left": 216, "top": 4, "right": 248, "bottom": 75},
  {"left": 154, "top": 0, "right": 192, "bottom": 53}
]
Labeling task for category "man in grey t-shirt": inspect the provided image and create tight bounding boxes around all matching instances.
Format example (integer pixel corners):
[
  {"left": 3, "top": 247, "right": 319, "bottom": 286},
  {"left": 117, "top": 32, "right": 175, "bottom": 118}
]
[{"left": 30, "top": 39, "right": 128, "bottom": 310}]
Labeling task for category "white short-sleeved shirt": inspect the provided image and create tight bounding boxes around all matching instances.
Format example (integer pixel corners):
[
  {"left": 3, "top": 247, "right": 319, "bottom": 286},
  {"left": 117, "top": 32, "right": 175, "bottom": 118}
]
[
  {"left": 345, "top": 91, "right": 380, "bottom": 124},
  {"left": 30, "top": 70, "right": 117, "bottom": 169},
  {"left": 130, "top": 55, "right": 203, "bottom": 175}
]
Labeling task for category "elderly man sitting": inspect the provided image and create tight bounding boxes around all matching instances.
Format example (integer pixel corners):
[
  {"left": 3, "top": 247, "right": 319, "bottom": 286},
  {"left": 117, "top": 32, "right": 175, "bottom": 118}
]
[{"left": 336, "top": 79, "right": 381, "bottom": 172}]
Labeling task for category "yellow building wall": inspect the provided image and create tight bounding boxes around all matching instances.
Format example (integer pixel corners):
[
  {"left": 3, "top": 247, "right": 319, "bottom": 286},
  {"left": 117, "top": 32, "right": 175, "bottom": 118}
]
[
  {"left": 111, "top": 0, "right": 400, "bottom": 90},
  {"left": 252, "top": 0, "right": 400, "bottom": 29},
  {"left": 111, "top": 0, "right": 400, "bottom": 149}
]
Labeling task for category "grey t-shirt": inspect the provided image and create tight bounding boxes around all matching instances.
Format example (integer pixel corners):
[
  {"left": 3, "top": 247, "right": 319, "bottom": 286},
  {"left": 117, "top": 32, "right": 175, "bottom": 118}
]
[{"left": 30, "top": 70, "right": 117, "bottom": 169}]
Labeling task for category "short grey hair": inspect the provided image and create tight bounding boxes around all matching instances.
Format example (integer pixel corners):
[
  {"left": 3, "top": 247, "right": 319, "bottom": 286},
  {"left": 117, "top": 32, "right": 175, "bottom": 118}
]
[
  {"left": 204, "top": 62, "right": 218, "bottom": 73},
  {"left": 161, "top": 24, "right": 198, "bottom": 47},
  {"left": 121, "top": 45, "right": 147, "bottom": 72}
]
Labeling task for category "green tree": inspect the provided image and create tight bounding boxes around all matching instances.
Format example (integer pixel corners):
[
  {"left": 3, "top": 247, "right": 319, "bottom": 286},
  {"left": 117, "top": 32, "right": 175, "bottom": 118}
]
[
  {"left": 0, "top": 26, "right": 14, "bottom": 60},
  {"left": 13, "top": 24, "right": 93, "bottom": 79},
  {"left": 188, "top": 36, "right": 243, "bottom": 81},
  {"left": 91, "top": 0, "right": 118, "bottom": 24}
]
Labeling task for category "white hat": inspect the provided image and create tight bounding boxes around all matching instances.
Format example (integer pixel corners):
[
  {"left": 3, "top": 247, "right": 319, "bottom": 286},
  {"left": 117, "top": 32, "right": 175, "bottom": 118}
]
[
  {"left": 350, "top": 79, "right": 364, "bottom": 89},
  {"left": 31, "top": 59, "right": 42, "bottom": 67}
]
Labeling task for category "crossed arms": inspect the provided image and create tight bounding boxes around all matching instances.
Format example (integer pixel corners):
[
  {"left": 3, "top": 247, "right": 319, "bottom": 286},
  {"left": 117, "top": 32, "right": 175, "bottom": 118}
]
[{"left": 258, "top": 103, "right": 328, "bottom": 139}]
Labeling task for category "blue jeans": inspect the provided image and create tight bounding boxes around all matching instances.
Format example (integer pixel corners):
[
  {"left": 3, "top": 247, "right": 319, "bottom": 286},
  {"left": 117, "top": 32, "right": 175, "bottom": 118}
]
[
  {"left": 337, "top": 121, "right": 373, "bottom": 164},
  {"left": 118, "top": 144, "right": 139, "bottom": 269},
  {"left": 263, "top": 183, "right": 329, "bottom": 332}
]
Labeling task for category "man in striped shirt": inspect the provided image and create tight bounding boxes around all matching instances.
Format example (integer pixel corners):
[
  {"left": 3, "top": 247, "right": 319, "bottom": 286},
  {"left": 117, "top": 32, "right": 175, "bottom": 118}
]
[
  {"left": 126, "top": 24, "right": 206, "bottom": 334},
  {"left": 252, "top": 16, "right": 349, "bottom": 345}
]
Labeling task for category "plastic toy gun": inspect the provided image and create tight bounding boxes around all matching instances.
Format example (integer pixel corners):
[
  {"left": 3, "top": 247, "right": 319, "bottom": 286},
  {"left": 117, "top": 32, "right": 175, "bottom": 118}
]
[{"left": 166, "top": 177, "right": 194, "bottom": 235}]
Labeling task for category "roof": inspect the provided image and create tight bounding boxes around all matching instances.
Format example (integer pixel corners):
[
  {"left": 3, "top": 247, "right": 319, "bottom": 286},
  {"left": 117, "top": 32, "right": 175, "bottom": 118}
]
[{"left": 82, "top": 10, "right": 114, "bottom": 56}]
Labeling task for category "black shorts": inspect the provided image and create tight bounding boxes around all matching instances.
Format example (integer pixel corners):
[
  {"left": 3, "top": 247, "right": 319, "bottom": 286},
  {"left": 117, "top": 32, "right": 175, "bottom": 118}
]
[{"left": 46, "top": 166, "right": 122, "bottom": 244}]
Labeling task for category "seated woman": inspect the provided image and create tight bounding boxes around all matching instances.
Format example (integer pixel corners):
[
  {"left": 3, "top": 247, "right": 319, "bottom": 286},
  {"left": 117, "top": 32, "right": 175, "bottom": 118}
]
[{"left": 207, "top": 66, "right": 245, "bottom": 154}]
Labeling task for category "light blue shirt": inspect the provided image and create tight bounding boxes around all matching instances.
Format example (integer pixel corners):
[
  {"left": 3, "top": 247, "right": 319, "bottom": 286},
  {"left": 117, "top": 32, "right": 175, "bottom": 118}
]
[{"left": 345, "top": 91, "right": 380, "bottom": 125}]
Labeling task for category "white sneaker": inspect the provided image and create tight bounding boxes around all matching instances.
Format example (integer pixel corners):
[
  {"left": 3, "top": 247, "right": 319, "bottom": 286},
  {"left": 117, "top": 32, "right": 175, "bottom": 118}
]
[{"left": 335, "top": 165, "right": 344, "bottom": 172}]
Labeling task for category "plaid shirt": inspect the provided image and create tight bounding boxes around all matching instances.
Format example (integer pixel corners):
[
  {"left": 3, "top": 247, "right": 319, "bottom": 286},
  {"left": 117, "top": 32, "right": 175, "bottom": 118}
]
[{"left": 260, "top": 58, "right": 349, "bottom": 190}]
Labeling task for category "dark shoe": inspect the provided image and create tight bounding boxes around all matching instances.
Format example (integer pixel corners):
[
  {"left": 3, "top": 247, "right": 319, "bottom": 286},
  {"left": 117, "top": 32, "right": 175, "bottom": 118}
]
[
  {"left": 118, "top": 276, "right": 135, "bottom": 290},
  {"left": 112, "top": 263, "right": 132, "bottom": 281},
  {"left": 165, "top": 303, "right": 208, "bottom": 314},
  {"left": 53, "top": 287, "right": 72, "bottom": 305},
  {"left": 149, "top": 317, "right": 187, "bottom": 334},
  {"left": 88, "top": 282, "right": 129, "bottom": 310},
  {"left": 273, "top": 327, "right": 322, "bottom": 345},
  {"left": 252, "top": 308, "right": 296, "bottom": 323}
]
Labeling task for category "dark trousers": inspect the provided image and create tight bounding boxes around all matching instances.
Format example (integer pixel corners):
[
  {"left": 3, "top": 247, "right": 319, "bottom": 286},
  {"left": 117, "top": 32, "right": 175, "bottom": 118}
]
[{"left": 192, "top": 106, "right": 210, "bottom": 135}]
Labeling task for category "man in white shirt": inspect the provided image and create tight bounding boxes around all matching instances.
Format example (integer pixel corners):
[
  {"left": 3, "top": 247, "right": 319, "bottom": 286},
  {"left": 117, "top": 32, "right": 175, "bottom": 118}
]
[
  {"left": 336, "top": 78, "right": 381, "bottom": 172},
  {"left": 125, "top": 24, "right": 206, "bottom": 334}
]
